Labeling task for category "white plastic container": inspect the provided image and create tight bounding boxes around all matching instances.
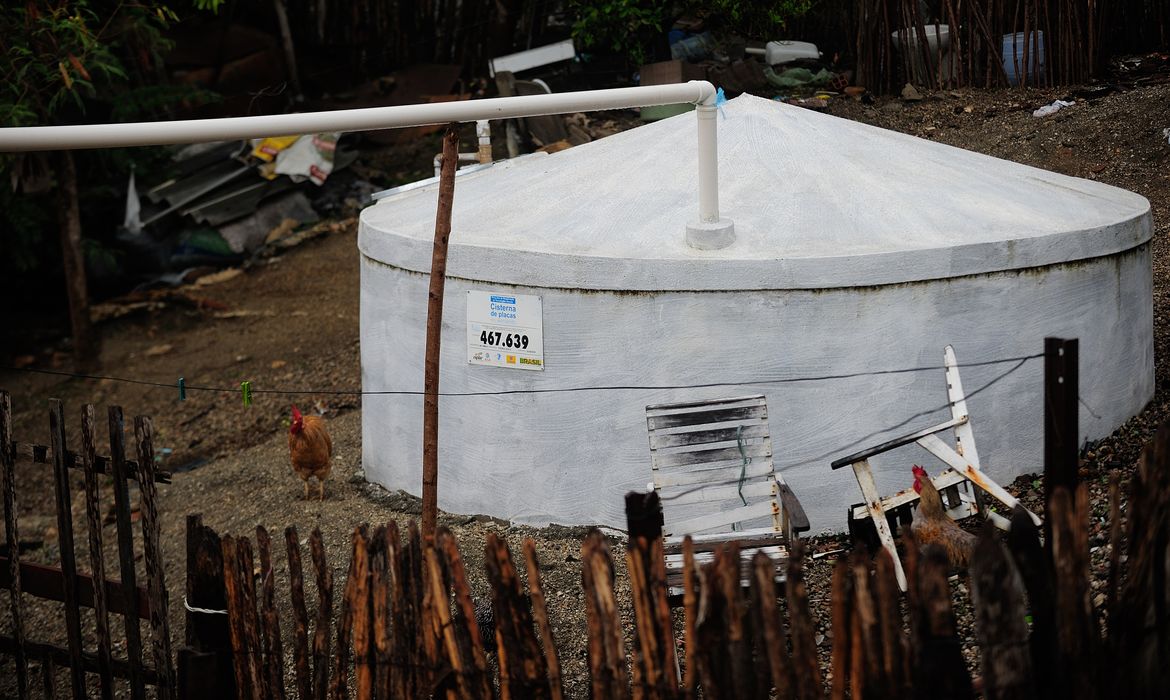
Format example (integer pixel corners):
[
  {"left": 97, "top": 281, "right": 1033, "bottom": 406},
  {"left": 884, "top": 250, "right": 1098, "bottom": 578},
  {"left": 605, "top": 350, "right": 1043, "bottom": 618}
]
[
  {"left": 891, "top": 25, "right": 956, "bottom": 84},
  {"left": 746, "top": 41, "right": 821, "bottom": 65}
]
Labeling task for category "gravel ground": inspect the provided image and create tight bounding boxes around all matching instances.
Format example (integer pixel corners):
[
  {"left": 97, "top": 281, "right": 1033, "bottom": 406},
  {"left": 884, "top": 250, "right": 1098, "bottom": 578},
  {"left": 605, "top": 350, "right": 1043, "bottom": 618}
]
[{"left": 1, "top": 82, "right": 1169, "bottom": 697}]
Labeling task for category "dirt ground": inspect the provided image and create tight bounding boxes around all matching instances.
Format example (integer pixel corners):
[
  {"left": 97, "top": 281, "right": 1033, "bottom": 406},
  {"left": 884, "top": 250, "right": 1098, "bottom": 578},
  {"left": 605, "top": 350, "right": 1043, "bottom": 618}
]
[{"left": 1, "top": 82, "right": 1169, "bottom": 697}]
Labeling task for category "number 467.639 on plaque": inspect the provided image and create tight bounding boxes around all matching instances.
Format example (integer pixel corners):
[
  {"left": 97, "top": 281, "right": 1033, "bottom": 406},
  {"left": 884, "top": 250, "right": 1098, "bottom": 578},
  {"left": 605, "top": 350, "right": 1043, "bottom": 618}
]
[{"left": 466, "top": 291, "right": 544, "bottom": 370}]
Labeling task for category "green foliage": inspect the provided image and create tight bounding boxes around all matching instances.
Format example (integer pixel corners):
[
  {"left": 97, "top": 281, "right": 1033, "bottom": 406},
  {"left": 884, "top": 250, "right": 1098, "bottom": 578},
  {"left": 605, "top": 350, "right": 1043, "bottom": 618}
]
[
  {"left": 568, "top": 0, "right": 822, "bottom": 67},
  {"left": 0, "top": 1, "right": 221, "bottom": 282},
  {"left": 0, "top": 184, "right": 53, "bottom": 273},
  {"left": 569, "top": 0, "right": 670, "bottom": 66},
  {"left": 700, "top": 0, "right": 820, "bottom": 36},
  {"left": 0, "top": 2, "right": 164, "bottom": 128}
]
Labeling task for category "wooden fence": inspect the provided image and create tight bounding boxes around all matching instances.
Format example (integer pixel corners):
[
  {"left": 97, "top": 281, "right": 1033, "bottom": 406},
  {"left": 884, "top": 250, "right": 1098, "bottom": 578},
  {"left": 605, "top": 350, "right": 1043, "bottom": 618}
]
[
  {"left": 182, "top": 422, "right": 1170, "bottom": 699},
  {"left": 0, "top": 390, "right": 174, "bottom": 700},
  {"left": 848, "top": 0, "right": 1169, "bottom": 93}
]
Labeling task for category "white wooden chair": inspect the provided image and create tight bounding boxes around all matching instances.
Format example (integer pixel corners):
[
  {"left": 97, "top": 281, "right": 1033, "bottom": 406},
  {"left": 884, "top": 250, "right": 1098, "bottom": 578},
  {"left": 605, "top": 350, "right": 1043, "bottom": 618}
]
[
  {"left": 830, "top": 345, "right": 1042, "bottom": 591},
  {"left": 646, "top": 394, "right": 808, "bottom": 598}
]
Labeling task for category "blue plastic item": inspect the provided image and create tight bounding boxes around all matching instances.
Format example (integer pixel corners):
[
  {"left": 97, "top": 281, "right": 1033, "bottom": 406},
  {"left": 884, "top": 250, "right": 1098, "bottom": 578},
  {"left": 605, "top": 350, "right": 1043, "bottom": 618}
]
[
  {"left": 670, "top": 32, "right": 715, "bottom": 61},
  {"left": 1002, "top": 31, "right": 1045, "bottom": 86}
]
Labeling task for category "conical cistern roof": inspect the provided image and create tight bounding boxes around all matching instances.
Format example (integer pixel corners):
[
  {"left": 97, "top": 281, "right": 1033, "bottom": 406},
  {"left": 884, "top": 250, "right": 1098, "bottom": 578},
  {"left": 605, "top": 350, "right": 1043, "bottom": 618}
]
[{"left": 359, "top": 93, "right": 1151, "bottom": 291}]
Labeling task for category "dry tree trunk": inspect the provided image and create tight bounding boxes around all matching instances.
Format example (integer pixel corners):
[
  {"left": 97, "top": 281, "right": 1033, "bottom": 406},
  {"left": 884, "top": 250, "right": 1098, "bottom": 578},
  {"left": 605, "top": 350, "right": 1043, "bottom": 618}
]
[{"left": 56, "top": 150, "right": 97, "bottom": 368}]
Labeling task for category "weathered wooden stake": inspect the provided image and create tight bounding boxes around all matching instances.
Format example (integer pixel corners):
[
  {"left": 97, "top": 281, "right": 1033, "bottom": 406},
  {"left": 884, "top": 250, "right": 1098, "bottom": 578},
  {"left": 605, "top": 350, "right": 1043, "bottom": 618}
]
[
  {"left": 524, "top": 538, "right": 565, "bottom": 700},
  {"left": 0, "top": 391, "right": 29, "bottom": 699},
  {"left": 309, "top": 528, "right": 333, "bottom": 700},
  {"left": 752, "top": 552, "right": 792, "bottom": 700},
  {"left": 624, "top": 491, "right": 677, "bottom": 699},
  {"left": 81, "top": 405, "right": 114, "bottom": 700},
  {"left": 48, "top": 399, "right": 86, "bottom": 699},
  {"left": 421, "top": 124, "right": 461, "bottom": 541},
  {"left": 910, "top": 544, "right": 973, "bottom": 700},
  {"left": 285, "top": 526, "right": 312, "bottom": 700},
  {"left": 970, "top": 528, "right": 1036, "bottom": 700},
  {"left": 256, "top": 526, "right": 286, "bottom": 700},
  {"left": 136, "top": 416, "right": 176, "bottom": 700},
  {"left": 828, "top": 556, "right": 852, "bottom": 700},
  {"left": 680, "top": 537, "right": 698, "bottom": 697},
  {"left": 330, "top": 527, "right": 362, "bottom": 700},
  {"left": 221, "top": 536, "right": 252, "bottom": 699},
  {"left": 109, "top": 405, "right": 146, "bottom": 700},
  {"left": 236, "top": 537, "right": 265, "bottom": 698},
  {"left": 786, "top": 541, "right": 822, "bottom": 700},
  {"left": 439, "top": 529, "right": 492, "bottom": 699},
  {"left": 183, "top": 514, "right": 233, "bottom": 699},
  {"left": 368, "top": 528, "right": 390, "bottom": 700}
]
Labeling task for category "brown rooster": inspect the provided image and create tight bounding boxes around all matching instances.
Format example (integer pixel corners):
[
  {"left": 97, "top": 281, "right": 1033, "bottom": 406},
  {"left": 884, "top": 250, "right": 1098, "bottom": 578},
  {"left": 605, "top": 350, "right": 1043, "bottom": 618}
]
[
  {"left": 911, "top": 465, "right": 976, "bottom": 569},
  {"left": 289, "top": 405, "right": 332, "bottom": 500}
]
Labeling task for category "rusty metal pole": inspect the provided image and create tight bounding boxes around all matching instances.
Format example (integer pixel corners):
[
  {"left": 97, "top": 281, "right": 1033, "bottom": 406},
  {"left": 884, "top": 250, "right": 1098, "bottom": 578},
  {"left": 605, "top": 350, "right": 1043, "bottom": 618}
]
[
  {"left": 422, "top": 124, "right": 460, "bottom": 540},
  {"left": 1043, "top": 336, "right": 1078, "bottom": 544}
]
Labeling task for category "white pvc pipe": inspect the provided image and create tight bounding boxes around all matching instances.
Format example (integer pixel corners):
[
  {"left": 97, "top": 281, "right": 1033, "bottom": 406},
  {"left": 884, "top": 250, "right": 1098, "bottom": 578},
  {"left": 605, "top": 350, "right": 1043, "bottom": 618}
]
[
  {"left": 696, "top": 103, "right": 719, "bottom": 224},
  {"left": 475, "top": 119, "right": 492, "bottom": 164},
  {"left": 0, "top": 82, "right": 715, "bottom": 151},
  {"left": 0, "top": 80, "right": 727, "bottom": 246},
  {"left": 433, "top": 153, "right": 482, "bottom": 178}
]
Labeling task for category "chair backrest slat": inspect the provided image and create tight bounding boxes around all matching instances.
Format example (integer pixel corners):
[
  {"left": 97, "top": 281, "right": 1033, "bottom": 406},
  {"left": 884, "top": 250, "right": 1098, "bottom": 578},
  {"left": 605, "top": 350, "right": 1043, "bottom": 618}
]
[{"left": 646, "top": 395, "right": 781, "bottom": 538}]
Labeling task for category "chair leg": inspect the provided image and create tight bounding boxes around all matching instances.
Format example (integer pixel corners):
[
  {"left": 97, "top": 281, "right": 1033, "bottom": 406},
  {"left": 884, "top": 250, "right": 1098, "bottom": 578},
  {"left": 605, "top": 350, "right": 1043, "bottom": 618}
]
[{"left": 851, "top": 459, "right": 907, "bottom": 591}]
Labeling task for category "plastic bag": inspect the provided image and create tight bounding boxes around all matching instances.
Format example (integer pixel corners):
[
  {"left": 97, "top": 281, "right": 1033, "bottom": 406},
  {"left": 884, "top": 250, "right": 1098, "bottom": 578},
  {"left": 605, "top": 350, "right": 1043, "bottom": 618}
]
[{"left": 1032, "top": 99, "right": 1074, "bottom": 117}]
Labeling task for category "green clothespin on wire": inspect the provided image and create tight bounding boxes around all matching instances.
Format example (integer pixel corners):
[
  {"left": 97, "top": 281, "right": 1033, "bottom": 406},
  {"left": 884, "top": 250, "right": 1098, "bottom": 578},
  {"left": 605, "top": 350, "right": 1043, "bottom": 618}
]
[
  {"left": 178, "top": 377, "right": 186, "bottom": 401},
  {"left": 240, "top": 380, "right": 253, "bottom": 407}
]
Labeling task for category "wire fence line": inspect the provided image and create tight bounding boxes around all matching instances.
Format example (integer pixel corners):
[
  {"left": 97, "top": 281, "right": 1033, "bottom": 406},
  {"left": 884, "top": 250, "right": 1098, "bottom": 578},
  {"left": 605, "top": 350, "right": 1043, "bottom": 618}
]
[
  {"left": 4, "top": 352, "right": 1058, "bottom": 502},
  {"left": 3, "top": 352, "right": 1044, "bottom": 399},
  {"left": 660, "top": 354, "right": 1038, "bottom": 502}
]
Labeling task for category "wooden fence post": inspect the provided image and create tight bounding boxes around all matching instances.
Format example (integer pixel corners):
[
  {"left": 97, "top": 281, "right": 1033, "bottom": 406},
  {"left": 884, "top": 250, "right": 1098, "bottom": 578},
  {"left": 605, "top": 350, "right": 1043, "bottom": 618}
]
[
  {"left": 48, "top": 399, "right": 86, "bottom": 698},
  {"left": 581, "top": 530, "right": 631, "bottom": 700},
  {"left": 624, "top": 491, "right": 677, "bottom": 700},
  {"left": 0, "top": 390, "right": 29, "bottom": 698},
  {"left": 285, "top": 526, "right": 312, "bottom": 700},
  {"left": 309, "top": 528, "right": 333, "bottom": 700},
  {"left": 1049, "top": 486, "right": 1099, "bottom": 700},
  {"left": 828, "top": 556, "right": 852, "bottom": 700},
  {"left": 256, "top": 526, "right": 286, "bottom": 700},
  {"left": 524, "top": 538, "right": 565, "bottom": 700},
  {"left": 970, "top": 527, "right": 1036, "bottom": 700},
  {"left": 485, "top": 531, "right": 551, "bottom": 698},
  {"left": 81, "top": 405, "right": 113, "bottom": 700},
  {"left": 135, "top": 416, "right": 176, "bottom": 700},
  {"left": 220, "top": 535, "right": 252, "bottom": 699},
  {"left": 180, "top": 515, "right": 234, "bottom": 700},
  {"left": 109, "top": 405, "right": 146, "bottom": 700},
  {"left": 910, "top": 544, "right": 973, "bottom": 700},
  {"left": 438, "top": 529, "right": 492, "bottom": 699},
  {"left": 1005, "top": 504, "right": 1055, "bottom": 698},
  {"left": 421, "top": 124, "right": 461, "bottom": 540},
  {"left": 752, "top": 551, "right": 792, "bottom": 700},
  {"left": 786, "top": 541, "right": 822, "bottom": 700}
]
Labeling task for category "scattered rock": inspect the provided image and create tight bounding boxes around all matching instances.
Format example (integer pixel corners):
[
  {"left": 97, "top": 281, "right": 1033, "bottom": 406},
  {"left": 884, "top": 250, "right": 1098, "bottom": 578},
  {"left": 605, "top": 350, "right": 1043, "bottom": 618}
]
[
  {"left": 901, "top": 83, "right": 924, "bottom": 101},
  {"left": 144, "top": 344, "right": 173, "bottom": 357}
]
